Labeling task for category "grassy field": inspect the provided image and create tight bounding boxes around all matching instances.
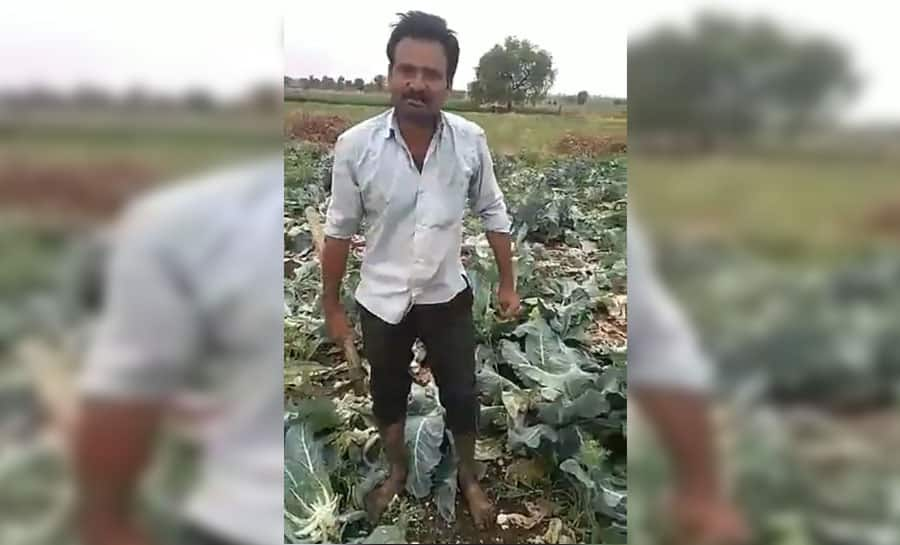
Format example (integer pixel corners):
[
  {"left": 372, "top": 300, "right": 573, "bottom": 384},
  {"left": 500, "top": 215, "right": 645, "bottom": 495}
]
[
  {"left": 285, "top": 89, "right": 626, "bottom": 117},
  {"left": 629, "top": 152, "right": 900, "bottom": 262},
  {"left": 286, "top": 101, "right": 627, "bottom": 156}
]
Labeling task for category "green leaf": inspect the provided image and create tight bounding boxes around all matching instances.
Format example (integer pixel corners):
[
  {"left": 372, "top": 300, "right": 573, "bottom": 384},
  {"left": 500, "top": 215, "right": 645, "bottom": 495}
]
[
  {"left": 508, "top": 423, "right": 559, "bottom": 451},
  {"left": 290, "top": 397, "right": 342, "bottom": 434},
  {"left": 284, "top": 421, "right": 340, "bottom": 543},
  {"left": 501, "top": 339, "right": 597, "bottom": 400},
  {"left": 362, "top": 524, "right": 407, "bottom": 544},
  {"left": 536, "top": 389, "right": 611, "bottom": 427},
  {"left": 404, "top": 414, "right": 446, "bottom": 498},
  {"left": 433, "top": 436, "right": 458, "bottom": 523},
  {"left": 407, "top": 382, "right": 442, "bottom": 417}
]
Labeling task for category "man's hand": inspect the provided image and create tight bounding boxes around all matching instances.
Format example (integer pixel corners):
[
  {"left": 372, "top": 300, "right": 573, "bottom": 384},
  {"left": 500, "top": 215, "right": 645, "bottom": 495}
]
[
  {"left": 669, "top": 490, "right": 750, "bottom": 545},
  {"left": 496, "top": 283, "right": 521, "bottom": 319},
  {"left": 324, "top": 301, "right": 352, "bottom": 342}
]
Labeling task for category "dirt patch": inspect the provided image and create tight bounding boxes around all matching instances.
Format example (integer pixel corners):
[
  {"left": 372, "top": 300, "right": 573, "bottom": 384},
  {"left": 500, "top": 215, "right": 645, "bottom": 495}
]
[
  {"left": 285, "top": 113, "right": 351, "bottom": 146},
  {"left": 593, "top": 294, "right": 627, "bottom": 351},
  {"left": 404, "top": 462, "right": 577, "bottom": 544},
  {"left": 555, "top": 132, "right": 627, "bottom": 157},
  {"left": 0, "top": 160, "right": 158, "bottom": 220},
  {"left": 863, "top": 200, "right": 900, "bottom": 238}
]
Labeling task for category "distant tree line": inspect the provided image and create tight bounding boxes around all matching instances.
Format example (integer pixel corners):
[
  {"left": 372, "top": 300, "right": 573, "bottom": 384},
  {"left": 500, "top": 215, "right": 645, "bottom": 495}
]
[
  {"left": 285, "top": 75, "right": 386, "bottom": 93},
  {"left": 284, "top": 75, "right": 467, "bottom": 100},
  {"left": 0, "top": 83, "right": 280, "bottom": 112}
]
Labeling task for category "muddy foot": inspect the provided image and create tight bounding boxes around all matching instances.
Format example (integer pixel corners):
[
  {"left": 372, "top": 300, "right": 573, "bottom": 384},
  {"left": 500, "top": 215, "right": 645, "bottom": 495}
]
[
  {"left": 460, "top": 477, "right": 495, "bottom": 530},
  {"left": 365, "top": 475, "right": 405, "bottom": 524}
]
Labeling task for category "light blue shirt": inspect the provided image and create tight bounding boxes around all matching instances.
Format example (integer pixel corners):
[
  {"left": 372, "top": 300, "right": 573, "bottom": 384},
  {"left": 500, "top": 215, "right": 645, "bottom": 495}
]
[{"left": 325, "top": 108, "right": 512, "bottom": 324}]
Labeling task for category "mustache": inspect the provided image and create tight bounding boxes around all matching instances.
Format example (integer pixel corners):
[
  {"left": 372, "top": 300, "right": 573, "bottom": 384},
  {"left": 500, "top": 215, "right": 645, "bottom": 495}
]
[{"left": 402, "top": 92, "right": 428, "bottom": 102}]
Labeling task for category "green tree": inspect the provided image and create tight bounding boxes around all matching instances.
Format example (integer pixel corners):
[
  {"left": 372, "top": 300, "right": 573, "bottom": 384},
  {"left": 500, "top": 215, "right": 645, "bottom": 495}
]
[
  {"left": 336, "top": 76, "right": 346, "bottom": 90},
  {"left": 353, "top": 78, "right": 365, "bottom": 91},
  {"left": 469, "top": 37, "right": 556, "bottom": 110},
  {"left": 577, "top": 90, "right": 589, "bottom": 105},
  {"left": 629, "top": 12, "right": 858, "bottom": 143},
  {"left": 373, "top": 74, "right": 386, "bottom": 92}
]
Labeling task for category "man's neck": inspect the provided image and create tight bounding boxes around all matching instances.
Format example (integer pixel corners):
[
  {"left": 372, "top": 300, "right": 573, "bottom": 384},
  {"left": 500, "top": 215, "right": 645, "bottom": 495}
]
[{"left": 397, "top": 114, "right": 437, "bottom": 147}]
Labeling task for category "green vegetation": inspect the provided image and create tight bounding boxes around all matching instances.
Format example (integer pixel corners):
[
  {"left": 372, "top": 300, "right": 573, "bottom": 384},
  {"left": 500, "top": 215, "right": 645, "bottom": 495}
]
[
  {"left": 284, "top": 142, "right": 627, "bottom": 544},
  {"left": 285, "top": 101, "right": 626, "bottom": 157}
]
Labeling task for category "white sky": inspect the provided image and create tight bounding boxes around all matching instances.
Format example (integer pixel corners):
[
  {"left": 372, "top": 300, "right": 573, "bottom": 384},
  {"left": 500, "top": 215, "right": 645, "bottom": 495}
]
[
  {"left": 2, "top": 0, "right": 896, "bottom": 123},
  {"left": 0, "top": 0, "right": 283, "bottom": 100},
  {"left": 285, "top": 0, "right": 628, "bottom": 97},
  {"left": 629, "top": 0, "right": 900, "bottom": 124}
]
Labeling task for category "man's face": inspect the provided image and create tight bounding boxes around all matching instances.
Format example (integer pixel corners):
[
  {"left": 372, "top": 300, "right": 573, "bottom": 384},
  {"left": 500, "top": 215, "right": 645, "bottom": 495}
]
[{"left": 388, "top": 37, "right": 449, "bottom": 124}]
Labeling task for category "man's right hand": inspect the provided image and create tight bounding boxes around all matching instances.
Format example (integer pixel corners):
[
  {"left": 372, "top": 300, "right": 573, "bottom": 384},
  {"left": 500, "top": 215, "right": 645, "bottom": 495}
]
[{"left": 324, "top": 301, "right": 352, "bottom": 342}]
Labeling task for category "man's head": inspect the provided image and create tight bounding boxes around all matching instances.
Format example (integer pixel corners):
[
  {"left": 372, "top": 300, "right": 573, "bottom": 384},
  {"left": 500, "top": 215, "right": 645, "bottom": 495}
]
[{"left": 386, "top": 11, "right": 459, "bottom": 125}]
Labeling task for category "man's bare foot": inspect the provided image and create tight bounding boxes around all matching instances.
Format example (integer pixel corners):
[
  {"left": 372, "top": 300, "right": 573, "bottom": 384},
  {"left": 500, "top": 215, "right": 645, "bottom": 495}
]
[
  {"left": 460, "top": 475, "right": 495, "bottom": 530},
  {"left": 365, "top": 474, "right": 405, "bottom": 524}
]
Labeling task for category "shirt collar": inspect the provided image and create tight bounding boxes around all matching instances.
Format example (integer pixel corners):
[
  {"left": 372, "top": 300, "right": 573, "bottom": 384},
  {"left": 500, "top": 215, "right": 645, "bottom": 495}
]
[{"left": 383, "top": 108, "right": 445, "bottom": 141}]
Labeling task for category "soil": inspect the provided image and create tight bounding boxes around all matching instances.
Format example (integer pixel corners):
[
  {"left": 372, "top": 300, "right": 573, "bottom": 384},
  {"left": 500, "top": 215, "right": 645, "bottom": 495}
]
[
  {"left": 555, "top": 132, "right": 627, "bottom": 157},
  {"left": 286, "top": 113, "right": 351, "bottom": 146},
  {"left": 0, "top": 159, "right": 158, "bottom": 220}
]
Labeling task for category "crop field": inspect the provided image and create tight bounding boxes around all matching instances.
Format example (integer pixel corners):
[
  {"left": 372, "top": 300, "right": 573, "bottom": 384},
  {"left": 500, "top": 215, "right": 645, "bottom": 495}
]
[
  {"left": 283, "top": 107, "right": 629, "bottom": 544},
  {"left": 628, "top": 148, "right": 900, "bottom": 545},
  {"left": 286, "top": 101, "right": 627, "bottom": 157},
  {"left": 0, "top": 113, "right": 276, "bottom": 545}
]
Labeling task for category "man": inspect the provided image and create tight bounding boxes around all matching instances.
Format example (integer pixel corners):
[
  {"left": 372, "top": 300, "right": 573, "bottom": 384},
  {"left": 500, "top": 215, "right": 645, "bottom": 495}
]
[
  {"left": 73, "top": 157, "right": 284, "bottom": 545},
  {"left": 629, "top": 216, "right": 750, "bottom": 544},
  {"left": 322, "top": 11, "right": 518, "bottom": 529}
]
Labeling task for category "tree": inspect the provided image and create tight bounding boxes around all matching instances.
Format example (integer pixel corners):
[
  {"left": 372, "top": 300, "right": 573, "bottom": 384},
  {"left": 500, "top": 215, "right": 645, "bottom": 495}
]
[
  {"left": 373, "top": 74, "right": 386, "bottom": 92},
  {"left": 337, "top": 76, "right": 346, "bottom": 90},
  {"left": 353, "top": 78, "right": 365, "bottom": 91},
  {"left": 577, "top": 90, "right": 589, "bottom": 105},
  {"left": 629, "top": 12, "right": 858, "bottom": 144},
  {"left": 321, "top": 76, "right": 336, "bottom": 90},
  {"left": 469, "top": 37, "right": 556, "bottom": 110}
]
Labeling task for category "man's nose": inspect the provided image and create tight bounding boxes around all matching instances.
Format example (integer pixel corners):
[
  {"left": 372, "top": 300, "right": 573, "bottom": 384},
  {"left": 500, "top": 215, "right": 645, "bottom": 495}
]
[{"left": 408, "top": 71, "right": 426, "bottom": 91}]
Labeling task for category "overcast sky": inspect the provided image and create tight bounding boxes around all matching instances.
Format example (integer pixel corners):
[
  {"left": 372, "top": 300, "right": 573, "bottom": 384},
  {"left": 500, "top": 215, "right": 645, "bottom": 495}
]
[
  {"left": 2, "top": 0, "right": 897, "bottom": 122},
  {"left": 0, "top": 0, "right": 282, "bottom": 100},
  {"left": 285, "top": 0, "right": 628, "bottom": 97},
  {"left": 629, "top": 0, "right": 900, "bottom": 124}
]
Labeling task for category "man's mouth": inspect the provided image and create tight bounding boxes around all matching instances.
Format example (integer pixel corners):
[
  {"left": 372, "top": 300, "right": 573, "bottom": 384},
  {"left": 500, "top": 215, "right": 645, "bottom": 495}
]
[{"left": 405, "top": 97, "right": 426, "bottom": 108}]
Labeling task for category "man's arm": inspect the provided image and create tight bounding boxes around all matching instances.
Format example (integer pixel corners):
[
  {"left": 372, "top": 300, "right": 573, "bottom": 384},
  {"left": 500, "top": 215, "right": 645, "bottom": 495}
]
[
  {"left": 74, "top": 402, "right": 161, "bottom": 545},
  {"left": 628, "top": 218, "right": 748, "bottom": 543},
  {"left": 634, "top": 389, "right": 719, "bottom": 496},
  {"left": 75, "top": 201, "right": 201, "bottom": 545},
  {"left": 469, "top": 131, "right": 518, "bottom": 317},
  {"left": 486, "top": 231, "right": 515, "bottom": 289},
  {"left": 322, "top": 135, "right": 362, "bottom": 340}
]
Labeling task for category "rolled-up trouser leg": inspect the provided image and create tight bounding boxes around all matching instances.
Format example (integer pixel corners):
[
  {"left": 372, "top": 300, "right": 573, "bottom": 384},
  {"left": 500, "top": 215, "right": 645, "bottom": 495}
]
[{"left": 414, "top": 285, "right": 478, "bottom": 436}]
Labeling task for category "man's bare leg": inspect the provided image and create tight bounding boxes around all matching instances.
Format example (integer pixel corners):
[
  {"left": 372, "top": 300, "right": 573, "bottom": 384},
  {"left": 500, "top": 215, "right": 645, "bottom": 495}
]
[
  {"left": 365, "top": 420, "right": 408, "bottom": 523},
  {"left": 455, "top": 432, "right": 495, "bottom": 529}
]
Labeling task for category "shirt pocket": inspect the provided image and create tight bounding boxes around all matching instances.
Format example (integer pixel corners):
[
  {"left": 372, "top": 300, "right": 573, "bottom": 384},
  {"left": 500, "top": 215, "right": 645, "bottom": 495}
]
[
  {"left": 428, "top": 156, "right": 470, "bottom": 228},
  {"left": 358, "top": 167, "right": 394, "bottom": 219}
]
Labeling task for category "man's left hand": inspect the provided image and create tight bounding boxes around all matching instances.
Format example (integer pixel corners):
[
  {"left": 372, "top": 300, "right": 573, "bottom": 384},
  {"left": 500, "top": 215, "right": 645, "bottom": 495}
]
[{"left": 497, "top": 284, "right": 521, "bottom": 319}]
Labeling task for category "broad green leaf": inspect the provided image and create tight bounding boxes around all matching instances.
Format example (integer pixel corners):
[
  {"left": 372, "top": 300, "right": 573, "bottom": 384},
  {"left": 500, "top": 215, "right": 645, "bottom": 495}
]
[
  {"left": 536, "top": 389, "right": 611, "bottom": 427},
  {"left": 501, "top": 339, "right": 597, "bottom": 400},
  {"left": 284, "top": 421, "right": 339, "bottom": 543},
  {"left": 508, "top": 423, "right": 559, "bottom": 451},
  {"left": 433, "top": 436, "right": 458, "bottom": 523},
  {"left": 404, "top": 414, "right": 445, "bottom": 498}
]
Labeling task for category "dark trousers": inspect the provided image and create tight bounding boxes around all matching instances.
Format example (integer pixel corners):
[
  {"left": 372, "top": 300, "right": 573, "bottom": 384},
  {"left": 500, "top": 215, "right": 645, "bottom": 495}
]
[
  {"left": 176, "top": 525, "right": 242, "bottom": 545},
  {"left": 358, "top": 284, "right": 478, "bottom": 435}
]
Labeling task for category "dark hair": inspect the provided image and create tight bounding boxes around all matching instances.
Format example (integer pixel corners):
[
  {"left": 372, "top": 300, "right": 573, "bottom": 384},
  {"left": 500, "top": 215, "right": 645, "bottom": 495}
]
[{"left": 386, "top": 11, "right": 459, "bottom": 89}]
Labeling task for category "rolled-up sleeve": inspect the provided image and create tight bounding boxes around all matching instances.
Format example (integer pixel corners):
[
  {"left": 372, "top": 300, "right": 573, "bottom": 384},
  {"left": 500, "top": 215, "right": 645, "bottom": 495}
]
[
  {"left": 324, "top": 135, "right": 362, "bottom": 239},
  {"left": 628, "top": 217, "right": 713, "bottom": 393},
  {"left": 468, "top": 131, "right": 512, "bottom": 234}
]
